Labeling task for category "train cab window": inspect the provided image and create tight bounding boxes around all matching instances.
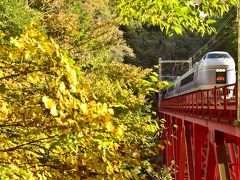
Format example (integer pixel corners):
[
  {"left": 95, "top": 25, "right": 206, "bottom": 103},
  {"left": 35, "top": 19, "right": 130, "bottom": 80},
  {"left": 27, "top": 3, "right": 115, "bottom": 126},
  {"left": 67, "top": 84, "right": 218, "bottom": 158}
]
[
  {"left": 168, "top": 85, "right": 174, "bottom": 92},
  {"left": 180, "top": 73, "right": 194, "bottom": 87},
  {"left": 207, "top": 53, "right": 231, "bottom": 58}
]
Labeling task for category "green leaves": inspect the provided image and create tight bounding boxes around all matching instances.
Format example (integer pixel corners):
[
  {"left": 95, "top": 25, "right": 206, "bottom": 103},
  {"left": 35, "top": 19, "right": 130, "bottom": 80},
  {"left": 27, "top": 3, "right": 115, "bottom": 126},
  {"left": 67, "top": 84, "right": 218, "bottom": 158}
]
[
  {"left": 206, "top": 19, "right": 217, "bottom": 25},
  {"left": 0, "top": 0, "right": 34, "bottom": 37},
  {"left": 173, "top": 26, "right": 183, "bottom": 35},
  {"left": 114, "top": 0, "right": 237, "bottom": 36}
]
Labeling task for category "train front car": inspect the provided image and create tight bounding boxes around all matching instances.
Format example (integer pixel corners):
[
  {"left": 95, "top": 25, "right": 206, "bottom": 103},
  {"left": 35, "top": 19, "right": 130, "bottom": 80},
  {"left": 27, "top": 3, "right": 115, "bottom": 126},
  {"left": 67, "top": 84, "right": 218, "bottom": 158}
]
[{"left": 196, "top": 51, "right": 236, "bottom": 90}]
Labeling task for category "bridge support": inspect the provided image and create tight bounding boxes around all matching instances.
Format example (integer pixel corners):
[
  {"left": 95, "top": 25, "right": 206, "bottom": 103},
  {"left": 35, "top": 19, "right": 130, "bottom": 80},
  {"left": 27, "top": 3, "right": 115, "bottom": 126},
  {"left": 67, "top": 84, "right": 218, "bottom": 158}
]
[{"left": 160, "top": 111, "right": 240, "bottom": 180}]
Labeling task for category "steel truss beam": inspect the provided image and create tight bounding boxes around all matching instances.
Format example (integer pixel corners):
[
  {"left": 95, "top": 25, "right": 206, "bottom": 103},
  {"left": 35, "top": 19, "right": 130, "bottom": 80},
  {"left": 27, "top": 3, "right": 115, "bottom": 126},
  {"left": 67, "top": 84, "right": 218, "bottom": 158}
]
[{"left": 160, "top": 111, "right": 240, "bottom": 180}]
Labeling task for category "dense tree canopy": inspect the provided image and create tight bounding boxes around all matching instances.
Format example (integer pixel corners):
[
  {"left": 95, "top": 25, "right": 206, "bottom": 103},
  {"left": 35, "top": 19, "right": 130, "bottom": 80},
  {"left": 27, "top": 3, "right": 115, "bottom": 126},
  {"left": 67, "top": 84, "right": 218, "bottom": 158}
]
[
  {"left": 114, "top": 0, "right": 237, "bottom": 35},
  {"left": 0, "top": 0, "right": 237, "bottom": 178}
]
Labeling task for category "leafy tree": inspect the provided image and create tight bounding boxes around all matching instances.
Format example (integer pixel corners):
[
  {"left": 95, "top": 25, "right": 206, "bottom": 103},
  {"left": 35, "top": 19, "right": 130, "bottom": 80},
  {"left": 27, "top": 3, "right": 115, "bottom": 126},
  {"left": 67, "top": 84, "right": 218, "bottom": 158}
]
[
  {"left": 114, "top": 0, "right": 237, "bottom": 35},
  {"left": 0, "top": 23, "right": 168, "bottom": 178},
  {"left": 207, "top": 7, "right": 238, "bottom": 60}
]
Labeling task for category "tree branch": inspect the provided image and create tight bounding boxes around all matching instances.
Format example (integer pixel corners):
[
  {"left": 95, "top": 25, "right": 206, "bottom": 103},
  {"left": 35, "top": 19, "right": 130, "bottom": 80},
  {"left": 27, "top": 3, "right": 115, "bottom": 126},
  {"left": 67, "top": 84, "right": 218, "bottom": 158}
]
[{"left": 0, "top": 136, "right": 56, "bottom": 152}]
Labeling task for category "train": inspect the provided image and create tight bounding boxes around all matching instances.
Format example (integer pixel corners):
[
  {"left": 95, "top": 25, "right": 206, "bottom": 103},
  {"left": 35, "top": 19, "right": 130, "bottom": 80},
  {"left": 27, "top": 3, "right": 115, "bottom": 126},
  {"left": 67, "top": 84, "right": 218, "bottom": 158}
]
[{"left": 161, "top": 51, "right": 236, "bottom": 99}]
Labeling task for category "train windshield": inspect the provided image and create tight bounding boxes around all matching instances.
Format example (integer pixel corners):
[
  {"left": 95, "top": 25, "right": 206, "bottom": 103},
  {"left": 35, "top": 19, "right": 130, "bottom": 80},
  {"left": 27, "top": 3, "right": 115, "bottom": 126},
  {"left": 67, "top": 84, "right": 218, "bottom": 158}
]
[{"left": 206, "top": 53, "right": 231, "bottom": 59}]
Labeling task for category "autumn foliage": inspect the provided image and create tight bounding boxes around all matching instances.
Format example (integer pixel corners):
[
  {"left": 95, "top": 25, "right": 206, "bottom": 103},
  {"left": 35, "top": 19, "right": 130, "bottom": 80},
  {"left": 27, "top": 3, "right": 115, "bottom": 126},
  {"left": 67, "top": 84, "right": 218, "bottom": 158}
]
[
  {"left": 0, "top": 0, "right": 236, "bottom": 179},
  {"left": 0, "top": 14, "right": 167, "bottom": 180}
]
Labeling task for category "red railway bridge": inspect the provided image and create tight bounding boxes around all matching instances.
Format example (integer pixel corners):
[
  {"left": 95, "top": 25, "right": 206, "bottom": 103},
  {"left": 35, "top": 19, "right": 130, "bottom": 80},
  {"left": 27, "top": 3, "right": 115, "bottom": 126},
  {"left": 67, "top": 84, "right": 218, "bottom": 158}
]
[{"left": 159, "top": 83, "right": 240, "bottom": 180}]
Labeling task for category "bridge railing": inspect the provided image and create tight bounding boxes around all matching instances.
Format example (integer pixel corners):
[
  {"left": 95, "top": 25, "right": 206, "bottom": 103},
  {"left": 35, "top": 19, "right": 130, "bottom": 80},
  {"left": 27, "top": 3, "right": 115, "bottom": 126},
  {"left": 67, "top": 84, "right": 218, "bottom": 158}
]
[{"left": 160, "top": 83, "right": 237, "bottom": 121}]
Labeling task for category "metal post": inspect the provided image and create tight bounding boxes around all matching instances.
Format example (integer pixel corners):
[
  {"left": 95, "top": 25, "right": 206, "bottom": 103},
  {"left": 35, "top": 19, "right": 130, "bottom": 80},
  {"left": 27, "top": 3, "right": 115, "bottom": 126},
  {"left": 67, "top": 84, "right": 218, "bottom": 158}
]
[
  {"left": 158, "top": 57, "right": 162, "bottom": 82},
  {"left": 189, "top": 57, "right": 192, "bottom": 70},
  {"left": 158, "top": 58, "right": 162, "bottom": 114},
  {"left": 238, "top": 0, "right": 240, "bottom": 122}
]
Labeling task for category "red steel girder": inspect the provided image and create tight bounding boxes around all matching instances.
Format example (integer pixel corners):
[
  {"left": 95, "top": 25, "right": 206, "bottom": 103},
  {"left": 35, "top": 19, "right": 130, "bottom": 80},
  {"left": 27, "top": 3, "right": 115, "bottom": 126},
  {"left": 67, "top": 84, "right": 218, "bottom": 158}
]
[
  {"left": 161, "top": 111, "right": 240, "bottom": 137},
  {"left": 194, "top": 124, "right": 208, "bottom": 180},
  {"left": 160, "top": 112, "right": 240, "bottom": 180},
  {"left": 185, "top": 121, "right": 194, "bottom": 180},
  {"left": 215, "top": 131, "right": 231, "bottom": 180}
]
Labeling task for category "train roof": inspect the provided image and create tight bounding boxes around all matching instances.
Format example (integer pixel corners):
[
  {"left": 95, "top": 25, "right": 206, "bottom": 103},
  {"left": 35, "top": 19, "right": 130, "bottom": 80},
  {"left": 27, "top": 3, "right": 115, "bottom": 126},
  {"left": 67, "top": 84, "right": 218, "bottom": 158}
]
[{"left": 205, "top": 51, "right": 230, "bottom": 55}]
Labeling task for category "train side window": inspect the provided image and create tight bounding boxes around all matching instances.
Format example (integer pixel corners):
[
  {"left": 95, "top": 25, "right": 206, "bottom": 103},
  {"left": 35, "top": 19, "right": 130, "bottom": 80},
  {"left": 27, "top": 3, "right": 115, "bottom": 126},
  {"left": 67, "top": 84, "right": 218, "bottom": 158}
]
[
  {"left": 180, "top": 73, "right": 194, "bottom": 87},
  {"left": 162, "top": 89, "right": 167, "bottom": 96}
]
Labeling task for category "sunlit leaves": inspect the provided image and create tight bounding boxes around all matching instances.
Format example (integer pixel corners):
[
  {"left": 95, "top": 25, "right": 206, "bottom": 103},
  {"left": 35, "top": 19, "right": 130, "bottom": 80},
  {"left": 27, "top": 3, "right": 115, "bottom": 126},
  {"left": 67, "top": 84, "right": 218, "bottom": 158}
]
[
  {"left": 42, "top": 96, "right": 59, "bottom": 116},
  {"left": 0, "top": 22, "right": 167, "bottom": 178},
  {"left": 114, "top": 0, "right": 237, "bottom": 36}
]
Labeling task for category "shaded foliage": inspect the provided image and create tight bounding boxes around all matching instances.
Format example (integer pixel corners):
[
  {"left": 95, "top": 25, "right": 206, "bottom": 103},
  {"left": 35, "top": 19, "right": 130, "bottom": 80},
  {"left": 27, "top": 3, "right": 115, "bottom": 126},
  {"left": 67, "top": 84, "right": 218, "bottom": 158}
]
[{"left": 123, "top": 25, "right": 209, "bottom": 68}]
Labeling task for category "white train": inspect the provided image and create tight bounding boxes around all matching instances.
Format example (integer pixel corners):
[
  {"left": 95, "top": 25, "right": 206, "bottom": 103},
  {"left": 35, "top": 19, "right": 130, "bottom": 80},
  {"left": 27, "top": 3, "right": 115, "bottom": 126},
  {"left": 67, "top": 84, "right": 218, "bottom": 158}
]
[{"left": 162, "top": 51, "right": 236, "bottom": 99}]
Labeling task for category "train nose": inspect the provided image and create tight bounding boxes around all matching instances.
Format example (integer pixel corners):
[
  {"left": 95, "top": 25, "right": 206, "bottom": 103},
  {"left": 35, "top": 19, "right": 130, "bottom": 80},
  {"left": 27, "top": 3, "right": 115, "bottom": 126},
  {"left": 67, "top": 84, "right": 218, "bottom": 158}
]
[{"left": 204, "top": 58, "right": 235, "bottom": 67}]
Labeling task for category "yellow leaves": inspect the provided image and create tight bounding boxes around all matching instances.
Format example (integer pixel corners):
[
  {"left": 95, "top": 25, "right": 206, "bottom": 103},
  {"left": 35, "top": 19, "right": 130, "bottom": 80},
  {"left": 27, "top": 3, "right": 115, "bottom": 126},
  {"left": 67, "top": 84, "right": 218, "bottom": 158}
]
[
  {"left": 97, "top": 102, "right": 108, "bottom": 116},
  {"left": 27, "top": 74, "right": 39, "bottom": 84},
  {"left": 102, "top": 155, "right": 114, "bottom": 175},
  {"left": 108, "top": 108, "right": 114, "bottom": 115},
  {"left": 0, "top": 102, "right": 9, "bottom": 118},
  {"left": 30, "top": 20, "right": 39, "bottom": 28},
  {"left": 78, "top": 101, "right": 115, "bottom": 123},
  {"left": 64, "top": 65, "right": 77, "bottom": 93},
  {"left": 0, "top": 32, "right": 5, "bottom": 39},
  {"left": 105, "top": 121, "right": 114, "bottom": 133},
  {"left": 105, "top": 122, "right": 126, "bottom": 138},
  {"left": 59, "top": 82, "right": 66, "bottom": 94},
  {"left": 8, "top": 52, "right": 14, "bottom": 60},
  {"left": 42, "top": 96, "right": 58, "bottom": 116},
  {"left": 80, "top": 103, "right": 88, "bottom": 115},
  {"left": 42, "top": 96, "right": 52, "bottom": 109},
  {"left": 10, "top": 37, "right": 22, "bottom": 48},
  {"left": 50, "top": 104, "right": 58, "bottom": 116},
  {"left": 7, "top": 21, "right": 59, "bottom": 65},
  {"left": 24, "top": 50, "right": 30, "bottom": 60},
  {"left": 115, "top": 125, "right": 127, "bottom": 138},
  {"left": 104, "top": 113, "right": 111, "bottom": 122},
  {"left": 0, "top": 19, "right": 166, "bottom": 179},
  {"left": 37, "top": 44, "right": 46, "bottom": 52}
]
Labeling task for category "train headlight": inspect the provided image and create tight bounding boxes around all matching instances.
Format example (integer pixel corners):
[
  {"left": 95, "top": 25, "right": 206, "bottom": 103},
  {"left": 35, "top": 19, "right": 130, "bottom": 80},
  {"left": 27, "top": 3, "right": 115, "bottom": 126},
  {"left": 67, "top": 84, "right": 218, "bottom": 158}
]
[{"left": 216, "top": 69, "right": 226, "bottom": 72}]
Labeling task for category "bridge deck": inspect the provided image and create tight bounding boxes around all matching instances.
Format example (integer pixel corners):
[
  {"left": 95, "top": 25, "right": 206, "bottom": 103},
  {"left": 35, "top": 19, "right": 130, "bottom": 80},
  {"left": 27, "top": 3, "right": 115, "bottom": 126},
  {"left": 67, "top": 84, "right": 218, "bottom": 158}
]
[{"left": 159, "top": 83, "right": 240, "bottom": 180}]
